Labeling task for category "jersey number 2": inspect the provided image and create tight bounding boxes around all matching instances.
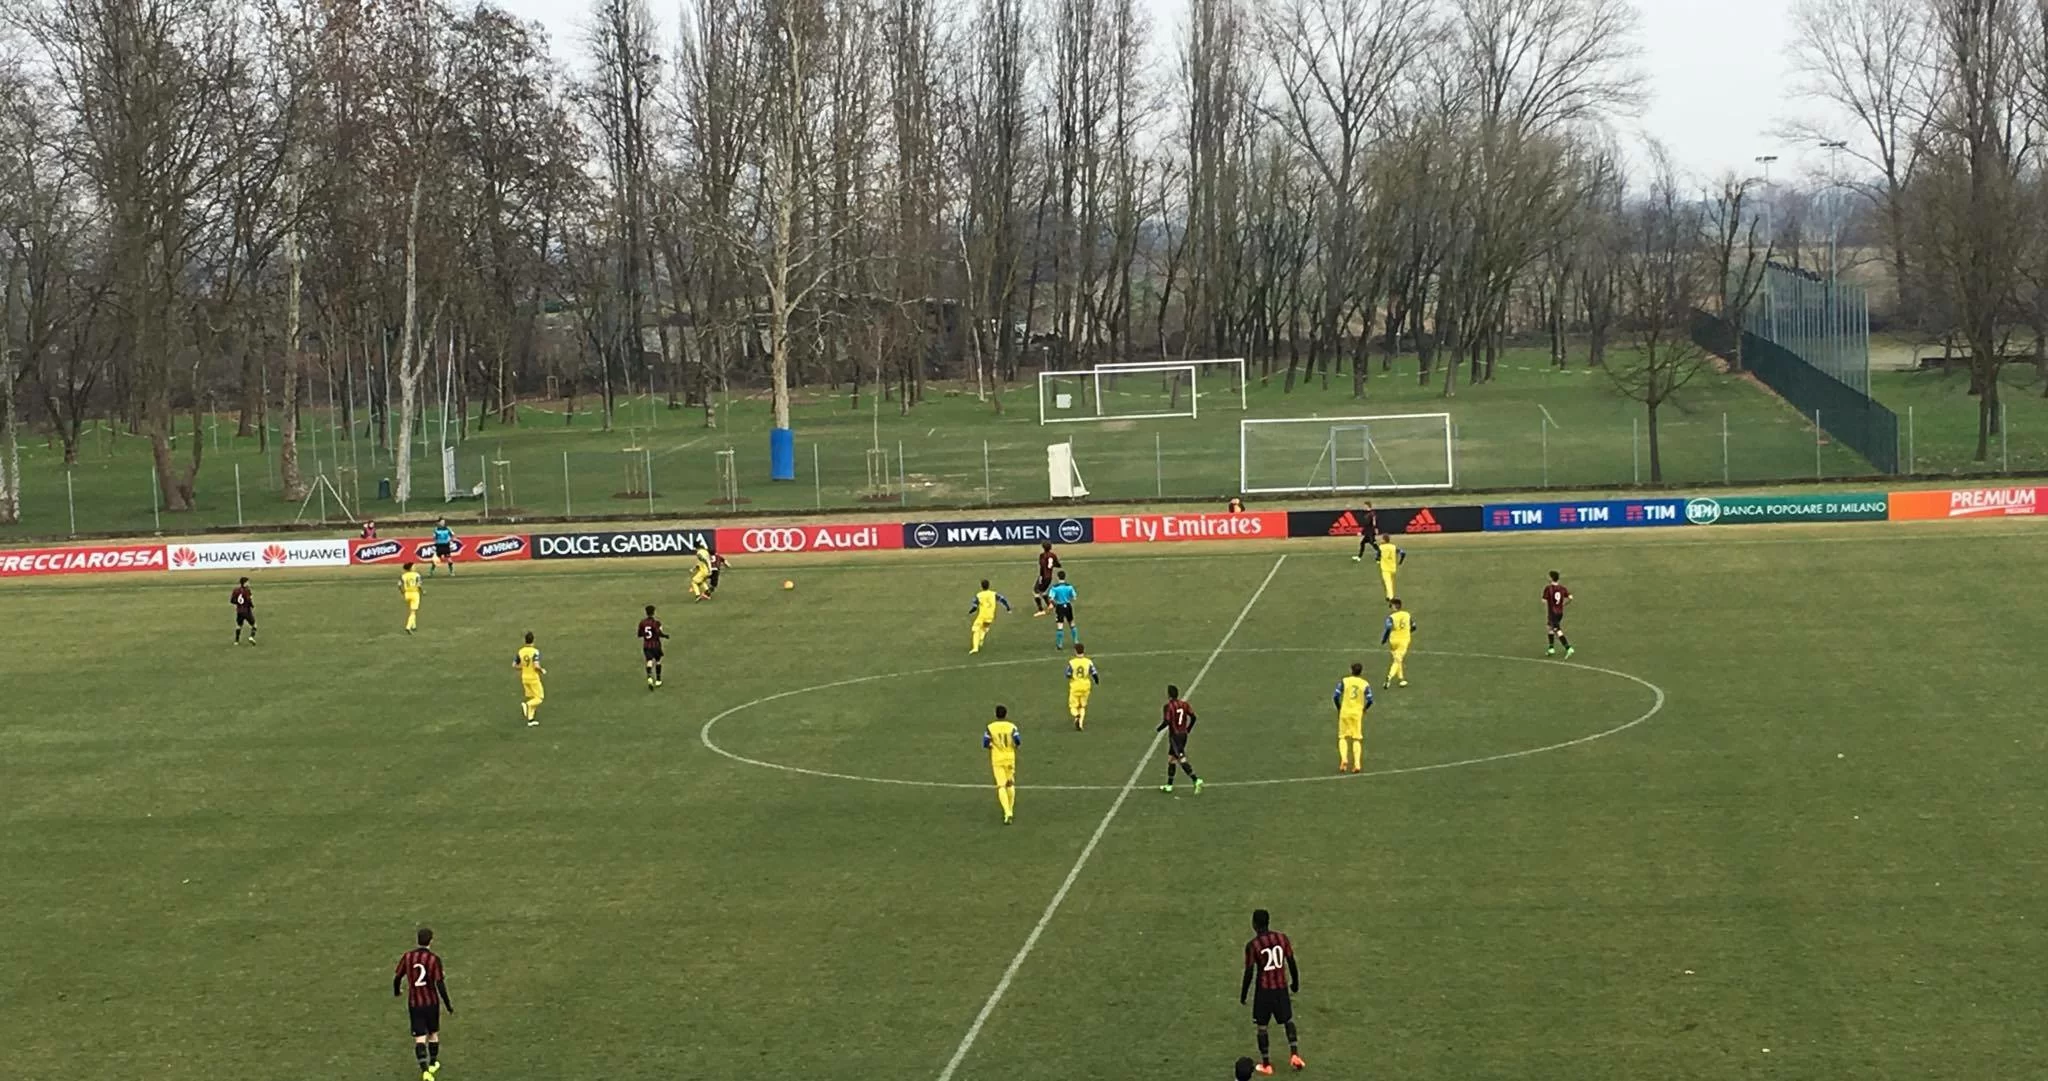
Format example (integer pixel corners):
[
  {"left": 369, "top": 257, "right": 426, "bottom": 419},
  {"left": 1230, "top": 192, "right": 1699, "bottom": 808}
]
[{"left": 413, "top": 964, "right": 429, "bottom": 987}]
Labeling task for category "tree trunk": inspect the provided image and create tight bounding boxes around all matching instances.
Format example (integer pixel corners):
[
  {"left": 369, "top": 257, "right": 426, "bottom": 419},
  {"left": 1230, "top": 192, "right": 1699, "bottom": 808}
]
[
  {"left": 1646, "top": 400, "right": 1663, "bottom": 482},
  {"left": 280, "top": 210, "right": 306, "bottom": 501},
  {"left": 393, "top": 176, "right": 425, "bottom": 504}
]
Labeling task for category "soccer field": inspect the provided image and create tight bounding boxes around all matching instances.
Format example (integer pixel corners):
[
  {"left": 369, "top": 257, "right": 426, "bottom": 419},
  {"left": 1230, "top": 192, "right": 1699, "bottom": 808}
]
[{"left": 5, "top": 522, "right": 2046, "bottom": 1080}]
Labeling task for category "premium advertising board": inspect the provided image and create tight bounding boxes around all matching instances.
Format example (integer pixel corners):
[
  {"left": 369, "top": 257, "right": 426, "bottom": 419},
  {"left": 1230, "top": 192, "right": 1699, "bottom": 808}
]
[
  {"left": 1285, "top": 505, "right": 1484, "bottom": 538},
  {"left": 1484, "top": 498, "right": 1688, "bottom": 532},
  {"left": 349, "top": 534, "right": 532, "bottom": 564},
  {"left": 1887, "top": 486, "right": 2048, "bottom": 521},
  {"left": 1091, "top": 511, "right": 1288, "bottom": 544},
  {"left": 533, "top": 528, "right": 716, "bottom": 560},
  {"left": 1682, "top": 493, "right": 1888, "bottom": 526},
  {"left": 167, "top": 539, "right": 353, "bottom": 571},
  {"left": 715, "top": 522, "right": 903, "bottom": 555},
  {"left": 904, "top": 517, "right": 1093, "bottom": 549},
  {"left": 0, "top": 544, "right": 167, "bottom": 577}
]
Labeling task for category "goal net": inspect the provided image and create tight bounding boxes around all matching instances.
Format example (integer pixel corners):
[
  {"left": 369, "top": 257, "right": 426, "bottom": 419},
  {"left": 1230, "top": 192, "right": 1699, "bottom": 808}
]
[
  {"left": 1037, "top": 359, "right": 1246, "bottom": 424},
  {"left": 1239, "top": 414, "right": 1455, "bottom": 493}
]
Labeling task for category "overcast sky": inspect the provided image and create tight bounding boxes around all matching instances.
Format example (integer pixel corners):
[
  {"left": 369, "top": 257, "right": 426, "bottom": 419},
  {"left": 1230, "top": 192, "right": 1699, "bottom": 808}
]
[{"left": 490, "top": 0, "right": 1839, "bottom": 188}]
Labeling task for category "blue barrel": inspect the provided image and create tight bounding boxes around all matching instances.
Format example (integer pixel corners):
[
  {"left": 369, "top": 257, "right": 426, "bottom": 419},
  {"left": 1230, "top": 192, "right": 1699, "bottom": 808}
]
[{"left": 769, "top": 427, "right": 796, "bottom": 481}]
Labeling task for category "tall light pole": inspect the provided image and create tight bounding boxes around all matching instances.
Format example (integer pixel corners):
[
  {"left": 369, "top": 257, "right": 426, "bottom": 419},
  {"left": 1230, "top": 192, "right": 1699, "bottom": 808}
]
[
  {"left": 1819, "top": 140, "right": 1848, "bottom": 374},
  {"left": 1755, "top": 155, "right": 1779, "bottom": 341}
]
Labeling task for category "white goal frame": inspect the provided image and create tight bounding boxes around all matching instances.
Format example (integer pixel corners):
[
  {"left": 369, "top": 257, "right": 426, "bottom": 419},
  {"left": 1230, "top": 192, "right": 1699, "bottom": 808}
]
[
  {"left": 1239, "top": 413, "right": 1456, "bottom": 494},
  {"left": 1036, "top": 358, "right": 1247, "bottom": 425}
]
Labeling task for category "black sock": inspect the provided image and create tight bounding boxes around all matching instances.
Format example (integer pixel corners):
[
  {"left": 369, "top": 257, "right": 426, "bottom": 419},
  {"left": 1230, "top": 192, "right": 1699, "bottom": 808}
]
[
  {"left": 1182, "top": 762, "right": 1199, "bottom": 782},
  {"left": 428, "top": 1040, "right": 439, "bottom": 1064},
  {"left": 1285, "top": 1021, "right": 1299, "bottom": 1051},
  {"left": 1256, "top": 1029, "right": 1270, "bottom": 1061},
  {"left": 1166, "top": 762, "right": 1177, "bottom": 785},
  {"left": 414, "top": 1043, "right": 429, "bottom": 1066},
  {"left": 1559, "top": 635, "right": 1570, "bottom": 649},
  {"left": 655, "top": 662, "right": 662, "bottom": 679},
  {"left": 234, "top": 629, "right": 241, "bottom": 641}
]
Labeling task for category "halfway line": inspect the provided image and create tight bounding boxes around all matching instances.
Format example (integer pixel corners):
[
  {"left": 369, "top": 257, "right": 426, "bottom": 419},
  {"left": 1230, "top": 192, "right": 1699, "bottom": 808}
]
[{"left": 934, "top": 553, "right": 1290, "bottom": 1081}]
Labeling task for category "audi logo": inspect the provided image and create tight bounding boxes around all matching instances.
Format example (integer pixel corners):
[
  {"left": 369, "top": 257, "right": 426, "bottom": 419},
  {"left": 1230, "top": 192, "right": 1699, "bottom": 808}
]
[{"left": 741, "top": 528, "right": 810, "bottom": 552}]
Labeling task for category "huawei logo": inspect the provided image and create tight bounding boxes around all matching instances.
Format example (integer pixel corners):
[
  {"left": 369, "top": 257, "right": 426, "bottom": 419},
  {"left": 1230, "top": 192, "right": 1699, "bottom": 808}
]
[
  {"left": 262, "top": 543, "right": 288, "bottom": 564},
  {"left": 171, "top": 547, "right": 198, "bottom": 567}
]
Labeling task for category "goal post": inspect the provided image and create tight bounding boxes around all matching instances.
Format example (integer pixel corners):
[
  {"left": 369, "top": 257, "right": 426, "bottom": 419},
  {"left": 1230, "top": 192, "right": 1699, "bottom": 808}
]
[
  {"left": 1036, "top": 358, "right": 1246, "bottom": 424},
  {"left": 1039, "top": 364, "right": 1199, "bottom": 424},
  {"left": 1239, "top": 414, "right": 1455, "bottom": 494}
]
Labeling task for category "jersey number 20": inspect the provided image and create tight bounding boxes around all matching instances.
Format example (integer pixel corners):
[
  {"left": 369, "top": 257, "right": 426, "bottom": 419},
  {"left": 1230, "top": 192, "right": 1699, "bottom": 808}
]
[{"left": 1260, "top": 945, "right": 1286, "bottom": 972}]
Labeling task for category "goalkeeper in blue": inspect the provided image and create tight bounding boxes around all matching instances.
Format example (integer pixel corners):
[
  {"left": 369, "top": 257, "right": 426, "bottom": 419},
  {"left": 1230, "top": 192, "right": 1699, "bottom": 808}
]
[{"left": 1047, "top": 572, "right": 1080, "bottom": 650}]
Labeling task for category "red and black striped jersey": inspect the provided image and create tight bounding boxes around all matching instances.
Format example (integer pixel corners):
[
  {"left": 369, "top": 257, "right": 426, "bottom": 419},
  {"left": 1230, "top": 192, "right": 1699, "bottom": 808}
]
[
  {"left": 396, "top": 948, "right": 446, "bottom": 1008},
  {"left": 1037, "top": 549, "right": 1060, "bottom": 579},
  {"left": 1244, "top": 931, "right": 1294, "bottom": 991},
  {"left": 230, "top": 586, "right": 253, "bottom": 610},
  {"left": 1161, "top": 699, "right": 1197, "bottom": 737}
]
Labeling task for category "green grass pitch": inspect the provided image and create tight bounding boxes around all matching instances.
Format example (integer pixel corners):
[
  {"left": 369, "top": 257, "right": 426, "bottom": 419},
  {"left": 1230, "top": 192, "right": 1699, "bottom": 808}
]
[{"left": 4, "top": 522, "right": 2046, "bottom": 1080}]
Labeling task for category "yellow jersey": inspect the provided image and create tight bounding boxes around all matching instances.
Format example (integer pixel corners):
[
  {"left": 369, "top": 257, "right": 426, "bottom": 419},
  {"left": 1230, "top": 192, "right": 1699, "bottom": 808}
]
[
  {"left": 1378, "top": 543, "right": 1402, "bottom": 572},
  {"left": 695, "top": 546, "right": 713, "bottom": 570},
  {"left": 516, "top": 644, "right": 543, "bottom": 677},
  {"left": 1337, "top": 674, "right": 1371, "bottom": 717},
  {"left": 1386, "top": 610, "right": 1414, "bottom": 643},
  {"left": 1067, "top": 656, "right": 1098, "bottom": 690},
  {"left": 984, "top": 719, "right": 1019, "bottom": 763},
  {"left": 974, "top": 589, "right": 1005, "bottom": 623},
  {"left": 401, "top": 570, "right": 422, "bottom": 594}
]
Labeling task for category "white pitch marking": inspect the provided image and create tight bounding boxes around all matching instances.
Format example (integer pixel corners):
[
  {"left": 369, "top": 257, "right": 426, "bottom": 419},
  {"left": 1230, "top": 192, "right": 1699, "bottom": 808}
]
[
  {"left": 698, "top": 648, "right": 1667, "bottom": 791},
  {"left": 931, "top": 554, "right": 1289, "bottom": 1081}
]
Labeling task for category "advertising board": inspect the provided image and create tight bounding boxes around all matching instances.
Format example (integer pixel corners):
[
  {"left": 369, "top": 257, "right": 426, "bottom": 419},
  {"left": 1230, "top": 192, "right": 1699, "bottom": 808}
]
[
  {"left": 1483, "top": 499, "right": 1688, "bottom": 532},
  {"left": 904, "top": 517, "right": 1093, "bottom": 549},
  {"left": 1091, "top": 511, "right": 1288, "bottom": 544},
  {"left": 1286, "top": 505, "right": 1483, "bottom": 538},
  {"left": 1681, "top": 493, "right": 1888, "bottom": 526},
  {"left": 349, "top": 535, "right": 532, "bottom": 564},
  {"left": 167, "top": 539, "right": 353, "bottom": 571},
  {"left": 0, "top": 544, "right": 167, "bottom": 577},
  {"left": 1887, "top": 486, "right": 2048, "bottom": 521},
  {"left": 715, "top": 522, "right": 902, "bottom": 555},
  {"left": 533, "top": 528, "right": 716, "bottom": 560}
]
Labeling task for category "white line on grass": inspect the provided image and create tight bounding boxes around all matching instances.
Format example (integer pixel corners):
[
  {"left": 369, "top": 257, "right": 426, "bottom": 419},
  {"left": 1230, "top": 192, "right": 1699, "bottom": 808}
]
[{"left": 933, "top": 553, "right": 1289, "bottom": 1081}]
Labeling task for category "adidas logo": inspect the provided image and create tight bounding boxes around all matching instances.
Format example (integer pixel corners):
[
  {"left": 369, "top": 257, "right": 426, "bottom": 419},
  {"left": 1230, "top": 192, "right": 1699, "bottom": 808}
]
[
  {"left": 1408, "top": 507, "right": 1442, "bottom": 533},
  {"left": 1325, "top": 511, "right": 1363, "bottom": 537}
]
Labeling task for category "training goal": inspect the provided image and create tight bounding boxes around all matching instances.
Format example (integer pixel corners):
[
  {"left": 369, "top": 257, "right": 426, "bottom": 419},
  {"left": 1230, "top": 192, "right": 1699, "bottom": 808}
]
[
  {"left": 1037, "top": 359, "right": 1247, "bottom": 425},
  {"left": 1239, "top": 414, "right": 1455, "bottom": 494}
]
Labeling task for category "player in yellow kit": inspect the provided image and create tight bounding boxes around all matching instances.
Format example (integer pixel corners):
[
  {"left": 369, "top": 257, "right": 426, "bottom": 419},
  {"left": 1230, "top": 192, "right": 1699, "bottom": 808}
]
[
  {"left": 400, "top": 562, "right": 423, "bottom": 634},
  {"left": 1382, "top": 598, "right": 1415, "bottom": 687},
  {"left": 1065, "top": 644, "right": 1100, "bottom": 730},
  {"left": 983, "top": 705, "right": 1020, "bottom": 823},
  {"left": 515, "top": 631, "right": 546, "bottom": 726},
  {"left": 1334, "top": 662, "right": 1373, "bottom": 772},
  {"left": 1374, "top": 533, "right": 1406, "bottom": 600},
  {"left": 967, "top": 579, "right": 1013, "bottom": 654},
  {"left": 689, "top": 546, "right": 730, "bottom": 600}
]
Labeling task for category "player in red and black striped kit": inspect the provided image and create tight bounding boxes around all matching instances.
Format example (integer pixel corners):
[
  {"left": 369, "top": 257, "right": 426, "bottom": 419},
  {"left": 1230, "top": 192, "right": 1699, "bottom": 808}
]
[
  {"left": 1031, "top": 541, "right": 1062, "bottom": 617},
  {"left": 1239, "top": 908, "right": 1303, "bottom": 1073},
  {"left": 1157, "top": 686, "right": 1202, "bottom": 793},
  {"left": 1542, "top": 570, "right": 1574, "bottom": 658},
  {"left": 394, "top": 927, "right": 454, "bottom": 1079},
  {"left": 638, "top": 604, "right": 670, "bottom": 689},
  {"left": 230, "top": 577, "right": 256, "bottom": 644}
]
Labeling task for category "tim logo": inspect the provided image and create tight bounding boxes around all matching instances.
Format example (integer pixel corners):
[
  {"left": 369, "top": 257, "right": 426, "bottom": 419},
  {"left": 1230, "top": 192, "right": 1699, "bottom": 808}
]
[{"left": 171, "top": 547, "right": 198, "bottom": 568}]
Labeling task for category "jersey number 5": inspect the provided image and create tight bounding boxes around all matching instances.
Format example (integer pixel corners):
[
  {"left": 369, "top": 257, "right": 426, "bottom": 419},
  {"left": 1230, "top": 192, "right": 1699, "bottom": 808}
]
[
  {"left": 1260, "top": 945, "right": 1286, "bottom": 972},
  {"left": 413, "top": 964, "right": 429, "bottom": 987}
]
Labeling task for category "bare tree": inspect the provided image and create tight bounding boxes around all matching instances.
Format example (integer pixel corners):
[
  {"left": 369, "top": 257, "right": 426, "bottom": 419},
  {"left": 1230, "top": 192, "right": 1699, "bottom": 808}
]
[
  {"left": 1608, "top": 146, "right": 1708, "bottom": 483},
  {"left": 1704, "top": 172, "right": 1774, "bottom": 370}
]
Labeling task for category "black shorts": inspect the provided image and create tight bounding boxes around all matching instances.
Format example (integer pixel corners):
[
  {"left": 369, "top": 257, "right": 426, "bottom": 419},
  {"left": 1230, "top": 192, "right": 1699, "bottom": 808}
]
[
  {"left": 1547, "top": 610, "right": 1565, "bottom": 630},
  {"left": 434, "top": 543, "right": 453, "bottom": 558},
  {"left": 1251, "top": 986, "right": 1293, "bottom": 1026},
  {"left": 1033, "top": 576, "right": 1052, "bottom": 596},
  {"left": 408, "top": 1003, "right": 441, "bottom": 1037},
  {"left": 706, "top": 571, "right": 721, "bottom": 590},
  {"left": 1167, "top": 734, "right": 1189, "bottom": 759},
  {"left": 1054, "top": 604, "right": 1074, "bottom": 623},
  {"left": 643, "top": 646, "right": 664, "bottom": 661},
  {"left": 235, "top": 609, "right": 255, "bottom": 626}
]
